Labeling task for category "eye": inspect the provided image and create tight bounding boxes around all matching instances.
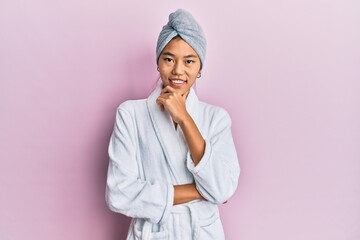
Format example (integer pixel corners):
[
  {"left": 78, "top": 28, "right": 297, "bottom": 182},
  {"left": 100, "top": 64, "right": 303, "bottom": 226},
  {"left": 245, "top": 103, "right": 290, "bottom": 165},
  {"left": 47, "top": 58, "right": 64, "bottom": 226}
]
[
  {"left": 186, "top": 60, "right": 194, "bottom": 64},
  {"left": 164, "top": 58, "right": 174, "bottom": 63}
]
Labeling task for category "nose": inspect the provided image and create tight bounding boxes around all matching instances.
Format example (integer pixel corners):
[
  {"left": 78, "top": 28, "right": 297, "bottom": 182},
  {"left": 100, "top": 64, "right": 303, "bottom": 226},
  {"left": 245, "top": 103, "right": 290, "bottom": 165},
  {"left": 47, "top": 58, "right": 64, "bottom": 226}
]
[{"left": 171, "top": 61, "right": 184, "bottom": 75}]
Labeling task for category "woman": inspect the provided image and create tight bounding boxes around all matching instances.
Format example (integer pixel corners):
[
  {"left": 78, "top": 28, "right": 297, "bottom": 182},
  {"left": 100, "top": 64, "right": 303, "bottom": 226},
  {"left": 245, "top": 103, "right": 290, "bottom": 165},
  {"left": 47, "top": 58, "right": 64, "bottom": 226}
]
[{"left": 106, "top": 9, "right": 240, "bottom": 240}]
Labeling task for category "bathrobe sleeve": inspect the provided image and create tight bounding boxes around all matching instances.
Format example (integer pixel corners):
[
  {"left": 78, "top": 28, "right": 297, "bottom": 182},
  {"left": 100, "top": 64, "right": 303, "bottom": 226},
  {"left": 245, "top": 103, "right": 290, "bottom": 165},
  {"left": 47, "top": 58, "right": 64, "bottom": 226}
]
[
  {"left": 106, "top": 104, "right": 174, "bottom": 225},
  {"left": 186, "top": 108, "right": 240, "bottom": 204}
]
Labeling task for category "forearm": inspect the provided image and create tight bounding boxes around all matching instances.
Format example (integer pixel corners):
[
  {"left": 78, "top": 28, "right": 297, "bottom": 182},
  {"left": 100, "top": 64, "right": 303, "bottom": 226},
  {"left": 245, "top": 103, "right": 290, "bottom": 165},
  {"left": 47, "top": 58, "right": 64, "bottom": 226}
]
[
  {"left": 179, "top": 114, "right": 205, "bottom": 166},
  {"left": 173, "top": 183, "right": 204, "bottom": 205}
]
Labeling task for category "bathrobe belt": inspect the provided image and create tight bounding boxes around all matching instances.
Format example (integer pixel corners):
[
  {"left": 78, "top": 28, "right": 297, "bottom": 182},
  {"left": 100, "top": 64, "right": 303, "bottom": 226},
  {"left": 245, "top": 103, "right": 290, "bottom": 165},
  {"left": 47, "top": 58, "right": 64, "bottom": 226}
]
[{"left": 141, "top": 204, "right": 200, "bottom": 240}]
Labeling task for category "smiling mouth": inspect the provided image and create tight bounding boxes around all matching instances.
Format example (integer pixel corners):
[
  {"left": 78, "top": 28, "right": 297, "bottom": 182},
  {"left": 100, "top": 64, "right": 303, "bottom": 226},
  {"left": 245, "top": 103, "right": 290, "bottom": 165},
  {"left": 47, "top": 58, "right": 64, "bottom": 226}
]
[{"left": 169, "top": 79, "right": 187, "bottom": 88}]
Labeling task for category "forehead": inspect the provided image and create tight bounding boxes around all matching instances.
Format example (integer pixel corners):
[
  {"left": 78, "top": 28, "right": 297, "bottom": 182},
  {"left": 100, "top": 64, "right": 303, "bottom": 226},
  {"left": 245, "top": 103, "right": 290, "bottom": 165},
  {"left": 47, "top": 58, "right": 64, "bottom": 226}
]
[{"left": 162, "top": 38, "right": 198, "bottom": 57}]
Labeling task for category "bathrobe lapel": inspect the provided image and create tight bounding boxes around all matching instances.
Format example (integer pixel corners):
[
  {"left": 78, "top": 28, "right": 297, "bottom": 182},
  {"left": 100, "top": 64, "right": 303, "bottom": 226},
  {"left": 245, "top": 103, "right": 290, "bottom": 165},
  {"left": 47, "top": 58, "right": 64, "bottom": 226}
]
[{"left": 146, "top": 84, "right": 199, "bottom": 184}]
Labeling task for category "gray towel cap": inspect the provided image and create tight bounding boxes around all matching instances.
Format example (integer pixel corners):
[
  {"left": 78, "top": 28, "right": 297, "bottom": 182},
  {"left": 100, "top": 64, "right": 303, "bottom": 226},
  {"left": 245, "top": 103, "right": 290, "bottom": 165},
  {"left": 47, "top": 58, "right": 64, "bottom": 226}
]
[{"left": 156, "top": 9, "right": 206, "bottom": 69}]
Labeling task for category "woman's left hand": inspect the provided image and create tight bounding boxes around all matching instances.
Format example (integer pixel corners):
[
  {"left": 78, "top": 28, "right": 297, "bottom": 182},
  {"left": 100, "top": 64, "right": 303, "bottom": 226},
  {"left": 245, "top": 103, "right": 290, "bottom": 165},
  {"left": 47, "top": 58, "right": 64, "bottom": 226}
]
[{"left": 156, "top": 85, "right": 190, "bottom": 124}]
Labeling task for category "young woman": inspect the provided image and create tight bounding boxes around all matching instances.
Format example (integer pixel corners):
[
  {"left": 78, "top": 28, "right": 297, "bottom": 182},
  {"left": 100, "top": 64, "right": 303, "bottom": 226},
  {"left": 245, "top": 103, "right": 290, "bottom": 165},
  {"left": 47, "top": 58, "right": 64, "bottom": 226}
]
[{"left": 106, "top": 9, "right": 240, "bottom": 240}]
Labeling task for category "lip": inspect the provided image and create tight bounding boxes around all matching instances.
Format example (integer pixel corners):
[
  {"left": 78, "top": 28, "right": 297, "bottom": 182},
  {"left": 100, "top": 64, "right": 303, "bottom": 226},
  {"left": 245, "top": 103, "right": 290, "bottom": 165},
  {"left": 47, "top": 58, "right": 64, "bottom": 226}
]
[{"left": 169, "top": 79, "right": 187, "bottom": 89}]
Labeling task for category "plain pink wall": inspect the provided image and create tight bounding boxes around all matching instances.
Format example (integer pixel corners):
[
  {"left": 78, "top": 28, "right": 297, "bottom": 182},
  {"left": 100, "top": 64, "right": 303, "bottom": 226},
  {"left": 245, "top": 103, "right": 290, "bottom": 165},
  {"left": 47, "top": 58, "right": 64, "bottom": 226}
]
[{"left": 1, "top": 0, "right": 359, "bottom": 239}]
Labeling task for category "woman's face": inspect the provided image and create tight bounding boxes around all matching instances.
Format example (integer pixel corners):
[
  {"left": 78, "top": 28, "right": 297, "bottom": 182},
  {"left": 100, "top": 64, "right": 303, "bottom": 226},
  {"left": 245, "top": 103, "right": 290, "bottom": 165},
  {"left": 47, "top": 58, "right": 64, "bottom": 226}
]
[{"left": 158, "top": 37, "right": 201, "bottom": 95}]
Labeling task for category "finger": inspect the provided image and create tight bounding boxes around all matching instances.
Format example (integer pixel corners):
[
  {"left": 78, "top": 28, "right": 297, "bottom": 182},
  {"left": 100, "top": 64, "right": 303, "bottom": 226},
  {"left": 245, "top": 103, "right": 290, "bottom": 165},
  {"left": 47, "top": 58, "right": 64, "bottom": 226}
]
[
  {"left": 158, "top": 92, "right": 172, "bottom": 98},
  {"left": 157, "top": 95, "right": 172, "bottom": 106},
  {"left": 156, "top": 96, "right": 165, "bottom": 104},
  {"left": 156, "top": 98, "right": 165, "bottom": 111},
  {"left": 161, "top": 85, "right": 176, "bottom": 94}
]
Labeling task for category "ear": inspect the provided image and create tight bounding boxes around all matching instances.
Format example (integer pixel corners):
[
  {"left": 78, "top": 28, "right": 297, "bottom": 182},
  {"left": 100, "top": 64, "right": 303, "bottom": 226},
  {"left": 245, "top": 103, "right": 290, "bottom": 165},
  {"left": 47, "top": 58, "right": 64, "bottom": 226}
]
[{"left": 197, "top": 71, "right": 202, "bottom": 78}]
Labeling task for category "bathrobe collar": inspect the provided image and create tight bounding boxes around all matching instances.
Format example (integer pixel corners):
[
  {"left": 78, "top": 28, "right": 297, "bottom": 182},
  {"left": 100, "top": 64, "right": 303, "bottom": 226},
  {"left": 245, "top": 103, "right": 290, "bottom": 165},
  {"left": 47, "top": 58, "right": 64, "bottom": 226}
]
[{"left": 146, "top": 83, "right": 199, "bottom": 184}]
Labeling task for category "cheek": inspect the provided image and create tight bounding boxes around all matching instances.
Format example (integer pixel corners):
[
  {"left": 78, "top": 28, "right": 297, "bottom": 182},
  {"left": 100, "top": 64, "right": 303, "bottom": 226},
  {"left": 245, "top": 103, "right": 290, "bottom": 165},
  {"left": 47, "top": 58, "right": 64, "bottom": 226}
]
[
  {"left": 188, "top": 65, "right": 200, "bottom": 76},
  {"left": 159, "top": 72, "right": 169, "bottom": 82},
  {"left": 158, "top": 64, "right": 171, "bottom": 75},
  {"left": 158, "top": 69, "right": 169, "bottom": 82},
  {"left": 189, "top": 69, "right": 199, "bottom": 78}
]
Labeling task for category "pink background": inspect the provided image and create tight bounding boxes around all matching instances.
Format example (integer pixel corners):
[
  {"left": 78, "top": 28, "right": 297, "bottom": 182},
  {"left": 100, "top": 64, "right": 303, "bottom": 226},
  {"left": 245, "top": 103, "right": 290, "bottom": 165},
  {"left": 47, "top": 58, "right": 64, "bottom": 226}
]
[{"left": 1, "top": 0, "right": 359, "bottom": 239}]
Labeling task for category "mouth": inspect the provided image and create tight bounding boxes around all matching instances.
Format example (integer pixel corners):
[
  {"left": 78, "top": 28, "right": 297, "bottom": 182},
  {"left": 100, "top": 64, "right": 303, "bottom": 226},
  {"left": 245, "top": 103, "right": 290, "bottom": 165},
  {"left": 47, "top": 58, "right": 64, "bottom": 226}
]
[{"left": 169, "top": 79, "right": 187, "bottom": 88}]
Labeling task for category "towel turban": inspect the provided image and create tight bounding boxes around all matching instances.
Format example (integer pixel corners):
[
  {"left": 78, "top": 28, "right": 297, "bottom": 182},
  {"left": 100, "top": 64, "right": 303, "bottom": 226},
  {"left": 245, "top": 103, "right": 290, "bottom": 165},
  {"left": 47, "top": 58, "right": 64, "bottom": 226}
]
[{"left": 156, "top": 9, "right": 206, "bottom": 69}]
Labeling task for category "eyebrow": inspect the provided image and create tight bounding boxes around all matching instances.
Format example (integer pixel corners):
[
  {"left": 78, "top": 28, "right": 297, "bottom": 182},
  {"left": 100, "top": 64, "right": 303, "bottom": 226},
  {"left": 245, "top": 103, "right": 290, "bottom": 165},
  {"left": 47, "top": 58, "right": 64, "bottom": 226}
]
[
  {"left": 162, "top": 52, "right": 198, "bottom": 59},
  {"left": 184, "top": 54, "right": 198, "bottom": 58},
  {"left": 162, "top": 52, "right": 175, "bottom": 57}
]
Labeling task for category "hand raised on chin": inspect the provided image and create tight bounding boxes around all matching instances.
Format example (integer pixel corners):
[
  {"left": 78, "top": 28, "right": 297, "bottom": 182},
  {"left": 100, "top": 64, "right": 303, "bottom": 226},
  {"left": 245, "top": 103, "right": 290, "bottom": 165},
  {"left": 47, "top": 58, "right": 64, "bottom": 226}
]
[{"left": 156, "top": 85, "right": 191, "bottom": 124}]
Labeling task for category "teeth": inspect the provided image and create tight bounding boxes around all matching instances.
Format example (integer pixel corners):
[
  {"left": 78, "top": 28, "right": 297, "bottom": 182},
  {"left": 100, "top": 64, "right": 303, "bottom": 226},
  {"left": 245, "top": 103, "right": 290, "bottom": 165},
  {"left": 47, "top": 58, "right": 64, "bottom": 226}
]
[{"left": 172, "top": 80, "right": 184, "bottom": 84}]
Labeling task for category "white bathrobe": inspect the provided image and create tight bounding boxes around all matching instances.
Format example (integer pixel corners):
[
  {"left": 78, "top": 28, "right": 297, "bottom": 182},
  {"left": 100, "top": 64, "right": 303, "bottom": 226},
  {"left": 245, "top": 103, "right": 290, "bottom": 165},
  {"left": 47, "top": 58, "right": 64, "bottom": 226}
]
[{"left": 106, "top": 83, "right": 240, "bottom": 240}]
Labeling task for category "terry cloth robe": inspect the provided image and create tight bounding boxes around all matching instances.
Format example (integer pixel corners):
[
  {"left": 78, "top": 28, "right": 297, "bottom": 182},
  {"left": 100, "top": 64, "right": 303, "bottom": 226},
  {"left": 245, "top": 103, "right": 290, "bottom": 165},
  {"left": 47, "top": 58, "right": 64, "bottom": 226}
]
[{"left": 106, "top": 83, "right": 240, "bottom": 240}]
